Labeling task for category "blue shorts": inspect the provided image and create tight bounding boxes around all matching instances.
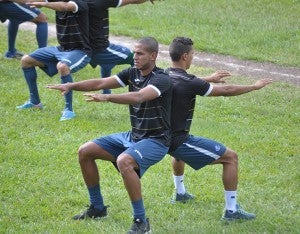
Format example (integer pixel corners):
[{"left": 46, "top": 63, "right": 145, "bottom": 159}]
[
  {"left": 0, "top": 2, "right": 41, "bottom": 23},
  {"left": 29, "top": 46, "right": 91, "bottom": 77},
  {"left": 92, "top": 131, "right": 169, "bottom": 177},
  {"left": 169, "top": 135, "right": 227, "bottom": 170},
  {"left": 89, "top": 43, "right": 133, "bottom": 69}
]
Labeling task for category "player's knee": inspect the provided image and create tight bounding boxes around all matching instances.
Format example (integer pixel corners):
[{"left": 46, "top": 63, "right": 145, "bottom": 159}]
[
  {"left": 32, "top": 12, "right": 48, "bottom": 23},
  {"left": 227, "top": 149, "right": 238, "bottom": 165},
  {"left": 78, "top": 145, "right": 90, "bottom": 163},
  {"left": 21, "top": 55, "right": 34, "bottom": 68},
  {"left": 116, "top": 155, "right": 134, "bottom": 175},
  {"left": 57, "top": 62, "right": 70, "bottom": 75}
]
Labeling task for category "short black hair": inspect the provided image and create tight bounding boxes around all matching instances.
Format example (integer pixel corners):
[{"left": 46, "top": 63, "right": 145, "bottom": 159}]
[
  {"left": 169, "top": 37, "right": 193, "bottom": 62},
  {"left": 138, "top": 37, "right": 159, "bottom": 53}
]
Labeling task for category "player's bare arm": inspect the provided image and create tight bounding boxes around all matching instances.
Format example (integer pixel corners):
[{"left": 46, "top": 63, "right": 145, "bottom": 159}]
[
  {"left": 210, "top": 78, "right": 273, "bottom": 96},
  {"left": 27, "top": 1, "right": 77, "bottom": 11},
  {"left": 120, "top": 0, "right": 161, "bottom": 6},
  {"left": 47, "top": 77, "right": 120, "bottom": 95},
  {"left": 84, "top": 85, "right": 159, "bottom": 104},
  {"left": 202, "top": 70, "right": 231, "bottom": 83},
  {"left": 3, "top": 0, "right": 31, "bottom": 3}
]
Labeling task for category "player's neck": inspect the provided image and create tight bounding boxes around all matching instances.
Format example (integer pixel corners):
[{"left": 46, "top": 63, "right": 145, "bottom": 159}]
[
  {"left": 172, "top": 61, "right": 187, "bottom": 71},
  {"left": 140, "top": 64, "right": 156, "bottom": 76}
]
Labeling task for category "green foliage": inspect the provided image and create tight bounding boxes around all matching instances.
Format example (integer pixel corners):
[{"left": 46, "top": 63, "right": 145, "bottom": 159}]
[{"left": 0, "top": 15, "right": 299, "bottom": 234}]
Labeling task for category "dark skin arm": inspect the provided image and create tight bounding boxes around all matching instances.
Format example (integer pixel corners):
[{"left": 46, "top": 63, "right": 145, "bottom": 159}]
[
  {"left": 47, "top": 76, "right": 121, "bottom": 95},
  {"left": 27, "top": 1, "right": 77, "bottom": 11},
  {"left": 209, "top": 78, "right": 273, "bottom": 96},
  {"left": 84, "top": 86, "right": 159, "bottom": 105}
]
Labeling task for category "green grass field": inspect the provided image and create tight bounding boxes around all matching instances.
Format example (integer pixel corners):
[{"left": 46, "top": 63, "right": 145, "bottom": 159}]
[
  {"left": 41, "top": 0, "right": 300, "bottom": 67},
  {"left": 0, "top": 1, "right": 300, "bottom": 233}
]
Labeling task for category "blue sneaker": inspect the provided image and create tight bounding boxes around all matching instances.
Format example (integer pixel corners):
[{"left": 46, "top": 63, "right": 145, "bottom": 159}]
[
  {"left": 170, "top": 190, "right": 195, "bottom": 204},
  {"left": 17, "top": 101, "right": 44, "bottom": 110},
  {"left": 222, "top": 204, "right": 256, "bottom": 221},
  {"left": 60, "top": 109, "right": 75, "bottom": 121},
  {"left": 5, "top": 50, "right": 24, "bottom": 59}
]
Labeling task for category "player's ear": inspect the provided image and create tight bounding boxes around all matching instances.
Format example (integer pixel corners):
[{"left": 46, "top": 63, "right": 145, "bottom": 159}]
[
  {"left": 182, "top": 52, "right": 188, "bottom": 61},
  {"left": 150, "top": 51, "right": 158, "bottom": 60}
]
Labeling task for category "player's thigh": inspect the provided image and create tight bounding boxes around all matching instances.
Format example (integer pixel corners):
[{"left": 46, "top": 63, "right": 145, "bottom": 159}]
[
  {"left": 0, "top": 3, "right": 40, "bottom": 22},
  {"left": 57, "top": 50, "right": 91, "bottom": 73},
  {"left": 170, "top": 135, "right": 227, "bottom": 170},
  {"left": 78, "top": 141, "right": 116, "bottom": 161},
  {"left": 124, "top": 139, "right": 169, "bottom": 177}
]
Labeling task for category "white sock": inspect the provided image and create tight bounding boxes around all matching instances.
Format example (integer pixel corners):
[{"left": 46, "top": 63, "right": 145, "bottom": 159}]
[
  {"left": 224, "top": 190, "right": 237, "bottom": 212},
  {"left": 173, "top": 175, "right": 186, "bottom": 194}
]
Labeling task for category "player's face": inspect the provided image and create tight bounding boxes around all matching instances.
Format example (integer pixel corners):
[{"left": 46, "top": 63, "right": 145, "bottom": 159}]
[{"left": 133, "top": 44, "right": 156, "bottom": 70}]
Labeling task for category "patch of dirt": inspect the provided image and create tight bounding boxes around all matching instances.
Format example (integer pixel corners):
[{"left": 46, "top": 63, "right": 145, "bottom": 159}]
[{"left": 14, "top": 22, "right": 300, "bottom": 87}]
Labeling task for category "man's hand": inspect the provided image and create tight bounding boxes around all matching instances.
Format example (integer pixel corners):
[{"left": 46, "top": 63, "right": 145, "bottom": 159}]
[
  {"left": 253, "top": 78, "right": 273, "bottom": 89},
  {"left": 84, "top": 93, "right": 107, "bottom": 102},
  {"left": 204, "top": 70, "right": 231, "bottom": 83},
  {"left": 46, "top": 84, "right": 70, "bottom": 95}
]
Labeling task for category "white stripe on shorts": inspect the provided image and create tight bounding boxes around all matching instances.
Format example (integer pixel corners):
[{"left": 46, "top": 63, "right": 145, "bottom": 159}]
[
  {"left": 184, "top": 143, "right": 220, "bottom": 160},
  {"left": 69, "top": 54, "right": 88, "bottom": 70},
  {"left": 13, "top": 2, "right": 39, "bottom": 18},
  {"left": 107, "top": 47, "right": 128, "bottom": 59}
]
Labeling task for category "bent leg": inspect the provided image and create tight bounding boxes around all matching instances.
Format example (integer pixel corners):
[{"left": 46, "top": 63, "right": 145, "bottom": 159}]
[
  {"left": 73, "top": 141, "right": 115, "bottom": 219},
  {"left": 117, "top": 153, "right": 146, "bottom": 223},
  {"left": 171, "top": 158, "right": 188, "bottom": 195},
  {"left": 117, "top": 153, "right": 141, "bottom": 201},
  {"left": 19, "top": 55, "right": 45, "bottom": 105},
  {"left": 7, "top": 20, "right": 19, "bottom": 54},
  {"left": 78, "top": 141, "right": 115, "bottom": 187},
  {"left": 211, "top": 148, "right": 238, "bottom": 191},
  {"left": 31, "top": 12, "right": 48, "bottom": 48},
  {"left": 211, "top": 148, "right": 238, "bottom": 212}
]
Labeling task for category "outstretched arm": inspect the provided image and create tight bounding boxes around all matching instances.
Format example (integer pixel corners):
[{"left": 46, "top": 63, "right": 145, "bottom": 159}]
[
  {"left": 120, "top": 0, "right": 161, "bottom": 6},
  {"left": 84, "top": 85, "right": 159, "bottom": 105},
  {"left": 47, "top": 77, "right": 121, "bottom": 95},
  {"left": 209, "top": 78, "right": 273, "bottom": 96},
  {"left": 27, "top": 1, "right": 77, "bottom": 11},
  {"left": 202, "top": 70, "right": 231, "bottom": 83}
]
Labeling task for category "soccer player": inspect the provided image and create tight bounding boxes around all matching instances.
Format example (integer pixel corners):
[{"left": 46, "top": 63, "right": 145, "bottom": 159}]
[
  {"left": 0, "top": 0, "right": 48, "bottom": 58},
  {"left": 88, "top": 0, "right": 159, "bottom": 94},
  {"left": 47, "top": 37, "right": 173, "bottom": 233},
  {"left": 166, "top": 37, "right": 273, "bottom": 221},
  {"left": 17, "top": 0, "right": 91, "bottom": 121}
]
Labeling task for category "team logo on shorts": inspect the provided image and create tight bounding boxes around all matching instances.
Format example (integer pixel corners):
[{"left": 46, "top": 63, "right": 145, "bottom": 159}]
[
  {"left": 134, "top": 149, "right": 143, "bottom": 159},
  {"left": 215, "top": 145, "right": 221, "bottom": 152}
]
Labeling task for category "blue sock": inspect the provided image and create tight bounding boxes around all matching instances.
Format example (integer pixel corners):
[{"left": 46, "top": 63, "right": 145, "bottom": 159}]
[
  {"left": 100, "top": 66, "right": 112, "bottom": 94},
  {"left": 61, "top": 74, "right": 73, "bottom": 111},
  {"left": 7, "top": 20, "right": 19, "bottom": 52},
  {"left": 88, "top": 185, "right": 104, "bottom": 211},
  {"left": 22, "top": 67, "right": 40, "bottom": 104},
  {"left": 132, "top": 199, "right": 146, "bottom": 222},
  {"left": 36, "top": 22, "right": 48, "bottom": 48}
]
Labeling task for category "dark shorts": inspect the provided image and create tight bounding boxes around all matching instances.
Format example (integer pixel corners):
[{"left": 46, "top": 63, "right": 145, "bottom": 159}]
[
  {"left": 0, "top": 2, "right": 41, "bottom": 23},
  {"left": 29, "top": 46, "right": 91, "bottom": 76},
  {"left": 92, "top": 131, "right": 169, "bottom": 177},
  {"left": 89, "top": 43, "right": 133, "bottom": 69},
  {"left": 169, "top": 135, "right": 227, "bottom": 170}
]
